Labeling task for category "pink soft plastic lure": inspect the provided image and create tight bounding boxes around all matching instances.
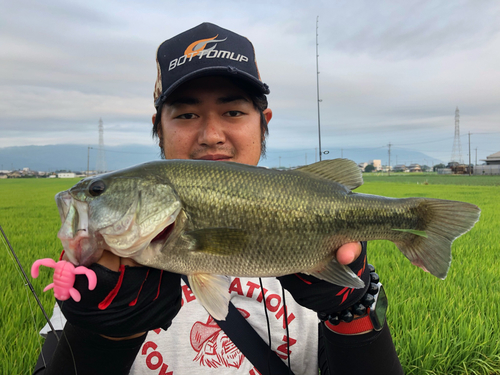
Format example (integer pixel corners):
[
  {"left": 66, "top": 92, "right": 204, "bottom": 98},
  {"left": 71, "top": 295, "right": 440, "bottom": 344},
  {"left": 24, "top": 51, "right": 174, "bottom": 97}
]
[{"left": 31, "top": 259, "right": 97, "bottom": 302}]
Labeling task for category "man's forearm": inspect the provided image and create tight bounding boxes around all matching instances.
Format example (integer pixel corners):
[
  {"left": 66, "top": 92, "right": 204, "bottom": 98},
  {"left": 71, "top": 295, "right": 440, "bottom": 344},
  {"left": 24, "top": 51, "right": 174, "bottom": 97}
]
[
  {"left": 36, "top": 323, "right": 146, "bottom": 375},
  {"left": 318, "top": 322, "right": 404, "bottom": 375}
]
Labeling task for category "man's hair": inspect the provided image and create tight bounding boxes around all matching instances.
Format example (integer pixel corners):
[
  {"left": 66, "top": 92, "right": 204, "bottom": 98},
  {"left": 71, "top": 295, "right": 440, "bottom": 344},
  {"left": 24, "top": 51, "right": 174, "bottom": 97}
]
[{"left": 152, "top": 77, "right": 269, "bottom": 159}]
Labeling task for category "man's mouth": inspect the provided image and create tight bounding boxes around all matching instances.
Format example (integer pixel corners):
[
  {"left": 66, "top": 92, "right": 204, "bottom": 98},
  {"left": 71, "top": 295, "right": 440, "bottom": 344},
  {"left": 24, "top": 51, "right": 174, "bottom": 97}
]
[{"left": 196, "top": 154, "right": 233, "bottom": 161}]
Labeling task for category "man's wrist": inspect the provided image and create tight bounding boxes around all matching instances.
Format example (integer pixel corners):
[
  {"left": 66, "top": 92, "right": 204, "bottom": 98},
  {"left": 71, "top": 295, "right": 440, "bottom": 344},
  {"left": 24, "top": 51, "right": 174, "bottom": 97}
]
[
  {"left": 318, "top": 264, "right": 388, "bottom": 335},
  {"left": 324, "top": 314, "right": 374, "bottom": 335}
]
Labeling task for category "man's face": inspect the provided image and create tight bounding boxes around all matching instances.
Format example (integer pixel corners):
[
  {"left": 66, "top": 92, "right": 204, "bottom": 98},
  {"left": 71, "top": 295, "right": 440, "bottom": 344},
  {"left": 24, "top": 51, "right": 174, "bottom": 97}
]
[{"left": 154, "top": 76, "right": 272, "bottom": 166}]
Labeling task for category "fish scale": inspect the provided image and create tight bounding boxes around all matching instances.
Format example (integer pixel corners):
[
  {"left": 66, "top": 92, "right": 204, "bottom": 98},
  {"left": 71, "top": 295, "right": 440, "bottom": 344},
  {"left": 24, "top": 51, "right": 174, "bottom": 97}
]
[{"left": 55, "top": 158, "right": 480, "bottom": 320}]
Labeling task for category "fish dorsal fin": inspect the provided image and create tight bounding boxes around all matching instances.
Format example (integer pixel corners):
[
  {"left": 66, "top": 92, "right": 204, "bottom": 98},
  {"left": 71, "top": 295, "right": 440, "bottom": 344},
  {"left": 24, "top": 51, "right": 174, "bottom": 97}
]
[{"left": 295, "top": 159, "right": 363, "bottom": 190}]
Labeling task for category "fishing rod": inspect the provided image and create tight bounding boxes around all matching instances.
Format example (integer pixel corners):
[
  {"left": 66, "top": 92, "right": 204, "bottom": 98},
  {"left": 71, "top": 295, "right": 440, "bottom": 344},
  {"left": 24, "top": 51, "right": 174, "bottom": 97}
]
[{"left": 0, "top": 224, "right": 59, "bottom": 340}]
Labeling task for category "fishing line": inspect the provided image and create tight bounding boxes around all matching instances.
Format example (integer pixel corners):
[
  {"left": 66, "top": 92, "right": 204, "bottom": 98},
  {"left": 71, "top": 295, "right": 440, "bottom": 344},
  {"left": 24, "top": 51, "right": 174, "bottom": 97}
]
[
  {"left": 259, "top": 277, "right": 272, "bottom": 375},
  {"left": 0, "top": 225, "right": 80, "bottom": 373},
  {"left": 1, "top": 228, "right": 48, "bottom": 368},
  {"left": 0, "top": 225, "right": 59, "bottom": 339}
]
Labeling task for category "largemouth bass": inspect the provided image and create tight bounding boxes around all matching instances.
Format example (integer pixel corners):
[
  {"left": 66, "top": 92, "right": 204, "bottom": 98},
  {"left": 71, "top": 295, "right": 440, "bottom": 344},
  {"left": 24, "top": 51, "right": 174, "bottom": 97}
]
[{"left": 56, "top": 159, "right": 480, "bottom": 320}]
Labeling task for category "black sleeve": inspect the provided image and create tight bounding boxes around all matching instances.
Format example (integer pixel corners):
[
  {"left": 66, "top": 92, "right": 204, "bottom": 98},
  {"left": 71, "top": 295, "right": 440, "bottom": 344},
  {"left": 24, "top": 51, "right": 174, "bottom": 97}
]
[
  {"left": 33, "top": 322, "right": 147, "bottom": 375},
  {"left": 318, "top": 322, "right": 404, "bottom": 375}
]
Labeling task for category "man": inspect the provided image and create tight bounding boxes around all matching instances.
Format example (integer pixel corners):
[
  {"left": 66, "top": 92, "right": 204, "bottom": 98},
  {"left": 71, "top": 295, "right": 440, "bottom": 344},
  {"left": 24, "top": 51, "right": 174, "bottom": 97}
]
[{"left": 35, "top": 23, "right": 403, "bottom": 374}]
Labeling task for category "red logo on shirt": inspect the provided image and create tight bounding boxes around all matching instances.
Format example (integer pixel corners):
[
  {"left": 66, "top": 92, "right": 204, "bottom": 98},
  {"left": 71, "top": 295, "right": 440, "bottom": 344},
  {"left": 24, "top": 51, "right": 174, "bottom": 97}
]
[{"left": 190, "top": 309, "right": 250, "bottom": 369}]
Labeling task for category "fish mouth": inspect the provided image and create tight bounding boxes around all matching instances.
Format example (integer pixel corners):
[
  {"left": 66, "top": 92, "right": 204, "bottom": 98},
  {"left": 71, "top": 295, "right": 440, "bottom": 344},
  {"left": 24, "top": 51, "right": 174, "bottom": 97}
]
[
  {"left": 56, "top": 192, "right": 102, "bottom": 265},
  {"left": 150, "top": 221, "right": 176, "bottom": 246}
]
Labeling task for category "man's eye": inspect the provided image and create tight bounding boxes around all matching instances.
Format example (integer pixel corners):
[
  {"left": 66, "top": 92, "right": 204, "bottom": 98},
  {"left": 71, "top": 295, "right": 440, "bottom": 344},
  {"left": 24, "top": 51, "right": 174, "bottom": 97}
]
[
  {"left": 177, "top": 113, "right": 197, "bottom": 120},
  {"left": 226, "top": 111, "right": 243, "bottom": 117}
]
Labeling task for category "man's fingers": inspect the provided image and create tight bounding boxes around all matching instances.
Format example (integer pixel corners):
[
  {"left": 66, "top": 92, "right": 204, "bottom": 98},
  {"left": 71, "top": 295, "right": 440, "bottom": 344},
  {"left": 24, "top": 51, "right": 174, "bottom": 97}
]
[
  {"left": 336, "top": 242, "right": 362, "bottom": 265},
  {"left": 97, "top": 250, "right": 121, "bottom": 271},
  {"left": 97, "top": 250, "right": 142, "bottom": 271}
]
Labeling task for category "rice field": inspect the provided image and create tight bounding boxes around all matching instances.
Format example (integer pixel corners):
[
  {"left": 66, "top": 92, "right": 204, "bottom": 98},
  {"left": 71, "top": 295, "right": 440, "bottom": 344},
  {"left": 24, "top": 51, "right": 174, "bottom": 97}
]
[{"left": 0, "top": 174, "right": 499, "bottom": 374}]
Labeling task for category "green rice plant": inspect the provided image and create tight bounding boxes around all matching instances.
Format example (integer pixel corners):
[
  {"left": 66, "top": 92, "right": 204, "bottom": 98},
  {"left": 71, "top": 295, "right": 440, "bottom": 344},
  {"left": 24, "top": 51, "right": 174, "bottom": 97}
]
[
  {"left": 363, "top": 173, "right": 500, "bottom": 186},
  {"left": 356, "top": 181, "right": 500, "bottom": 374},
  {"left": 0, "top": 179, "right": 78, "bottom": 375},
  {"left": 1, "top": 177, "right": 499, "bottom": 374}
]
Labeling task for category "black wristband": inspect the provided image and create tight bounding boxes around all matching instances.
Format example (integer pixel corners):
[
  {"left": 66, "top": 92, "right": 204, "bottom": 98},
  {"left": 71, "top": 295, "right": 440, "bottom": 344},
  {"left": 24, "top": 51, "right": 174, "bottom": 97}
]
[{"left": 318, "top": 264, "right": 381, "bottom": 326}]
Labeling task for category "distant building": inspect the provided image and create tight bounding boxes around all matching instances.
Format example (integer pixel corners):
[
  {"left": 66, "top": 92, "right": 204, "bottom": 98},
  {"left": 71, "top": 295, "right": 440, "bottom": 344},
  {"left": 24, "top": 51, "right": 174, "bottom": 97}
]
[
  {"left": 480, "top": 151, "right": 500, "bottom": 165},
  {"left": 474, "top": 164, "right": 500, "bottom": 175},
  {"left": 369, "top": 160, "right": 382, "bottom": 171},
  {"left": 393, "top": 164, "right": 407, "bottom": 172},
  {"left": 408, "top": 164, "right": 422, "bottom": 173},
  {"left": 357, "top": 162, "right": 368, "bottom": 171},
  {"left": 57, "top": 173, "right": 76, "bottom": 178},
  {"left": 8, "top": 171, "right": 22, "bottom": 178},
  {"left": 358, "top": 160, "right": 382, "bottom": 172}
]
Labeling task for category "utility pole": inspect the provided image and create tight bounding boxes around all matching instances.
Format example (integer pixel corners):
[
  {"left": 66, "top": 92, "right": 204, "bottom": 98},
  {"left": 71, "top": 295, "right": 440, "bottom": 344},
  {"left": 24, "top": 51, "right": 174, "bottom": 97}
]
[
  {"left": 388, "top": 142, "right": 391, "bottom": 176},
  {"left": 316, "top": 16, "right": 323, "bottom": 162},
  {"left": 305, "top": 153, "right": 307, "bottom": 165},
  {"left": 468, "top": 131, "right": 471, "bottom": 176},
  {"left": 341, "top": 149, "right": 343, "bottom": 158},
  {"left": 87, "top": 146, "right": 90, "bottom": 176},
  {"left": 475, "top": 148, "right": 477, "bottom": 166},
  {"left": 451, "top": 107, "right": 463, "bottom": 164},
  {"left": 96, "top": 118, "right": 107, "bottom": 174}
]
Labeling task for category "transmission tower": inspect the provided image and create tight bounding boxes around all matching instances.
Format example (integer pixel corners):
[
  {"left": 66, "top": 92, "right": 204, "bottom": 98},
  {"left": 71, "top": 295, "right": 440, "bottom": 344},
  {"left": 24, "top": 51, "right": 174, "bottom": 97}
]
[
  {"left": 96, "top": 118, "right": 107, "bottom": 173},
  {"left": 450, "top": 107, "right": 463, "bottom": 164}
]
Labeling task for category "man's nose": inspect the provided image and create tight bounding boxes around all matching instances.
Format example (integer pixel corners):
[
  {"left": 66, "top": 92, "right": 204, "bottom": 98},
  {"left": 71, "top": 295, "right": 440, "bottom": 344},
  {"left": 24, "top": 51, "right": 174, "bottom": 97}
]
[{"left": 198, "top": 116, "right": 226, "bottom": 146}]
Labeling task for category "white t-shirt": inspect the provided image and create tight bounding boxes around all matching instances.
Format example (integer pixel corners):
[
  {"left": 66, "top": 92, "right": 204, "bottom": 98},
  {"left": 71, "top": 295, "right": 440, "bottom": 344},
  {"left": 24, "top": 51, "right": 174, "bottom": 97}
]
[{"left": 43, "top": 277, "right": 319, "bottom": 374}]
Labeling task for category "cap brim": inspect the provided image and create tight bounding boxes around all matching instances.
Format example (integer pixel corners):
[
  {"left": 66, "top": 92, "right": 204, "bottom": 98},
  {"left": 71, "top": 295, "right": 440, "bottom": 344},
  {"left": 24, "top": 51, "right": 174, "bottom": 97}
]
[{"left": 155, "top": 66, "right": 270, "bottom": 108}]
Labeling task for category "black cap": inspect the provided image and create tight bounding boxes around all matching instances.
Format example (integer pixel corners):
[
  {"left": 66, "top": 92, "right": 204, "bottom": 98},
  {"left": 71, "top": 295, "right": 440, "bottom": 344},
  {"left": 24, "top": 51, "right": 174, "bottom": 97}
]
[{"left": 153, "top": 22, "right": 270, "bottom": 108}]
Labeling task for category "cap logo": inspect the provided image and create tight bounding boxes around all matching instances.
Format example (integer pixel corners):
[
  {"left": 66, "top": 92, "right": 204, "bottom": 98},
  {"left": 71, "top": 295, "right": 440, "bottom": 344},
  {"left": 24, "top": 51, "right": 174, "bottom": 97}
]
[
  {"left": 168, "top": 34, "right": 249, "bottom": 71},
  {"left": 184, "top": 35, "right": 227, "bottom": 57}
]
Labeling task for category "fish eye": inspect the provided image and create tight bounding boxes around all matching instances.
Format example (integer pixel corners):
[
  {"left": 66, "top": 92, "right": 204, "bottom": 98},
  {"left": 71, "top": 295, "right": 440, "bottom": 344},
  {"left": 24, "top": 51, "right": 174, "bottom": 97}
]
[{"left": 88, "top": 179, "right": 106, "bottom": 197}]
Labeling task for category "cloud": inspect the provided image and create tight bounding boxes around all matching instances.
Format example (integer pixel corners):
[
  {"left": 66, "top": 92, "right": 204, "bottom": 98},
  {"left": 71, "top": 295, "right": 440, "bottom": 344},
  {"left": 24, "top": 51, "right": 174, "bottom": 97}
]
[{"left": 1, "top": 0, "right": 499, "bottom": 166}]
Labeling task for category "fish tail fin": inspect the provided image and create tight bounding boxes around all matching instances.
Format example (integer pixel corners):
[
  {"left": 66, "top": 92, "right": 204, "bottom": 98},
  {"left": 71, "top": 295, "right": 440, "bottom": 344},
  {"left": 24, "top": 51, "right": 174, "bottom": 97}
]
[{"left": 394, "top": 199, "right": 480, "bottom": 279}]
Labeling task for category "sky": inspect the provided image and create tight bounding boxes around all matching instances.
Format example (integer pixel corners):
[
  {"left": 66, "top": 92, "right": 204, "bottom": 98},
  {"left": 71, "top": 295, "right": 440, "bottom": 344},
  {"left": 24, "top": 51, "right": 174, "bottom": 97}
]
[{"left": 1, "top": 0, "right": 500, "bottom": 168}]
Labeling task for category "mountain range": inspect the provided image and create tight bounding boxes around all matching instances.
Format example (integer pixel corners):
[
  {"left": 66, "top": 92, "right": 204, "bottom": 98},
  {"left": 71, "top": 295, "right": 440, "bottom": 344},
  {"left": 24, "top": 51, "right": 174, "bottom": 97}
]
[{"left": 0, "top": 144, "right": 442, "bottom": 172}]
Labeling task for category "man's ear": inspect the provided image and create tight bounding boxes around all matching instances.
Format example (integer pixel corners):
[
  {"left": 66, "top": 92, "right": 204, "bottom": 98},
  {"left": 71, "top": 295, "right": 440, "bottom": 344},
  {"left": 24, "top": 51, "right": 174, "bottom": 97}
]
[{"left": 263, "top": 108, "right": 273, "bottom": 124}]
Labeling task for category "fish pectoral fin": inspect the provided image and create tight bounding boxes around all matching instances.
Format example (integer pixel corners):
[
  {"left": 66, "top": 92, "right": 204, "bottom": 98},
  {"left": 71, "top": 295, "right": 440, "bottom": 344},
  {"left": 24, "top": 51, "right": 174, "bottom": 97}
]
[
  {"left": 392, "top": 229, "right": 428, "bottom": 238},
  {"left": 306, "top": 258, "right": 365, "bottom": 289},
  {"left": 294, "top": 159, "right": 363, "bottom": 190},
  {"left": 187, "top": 228, "right": 248, "bottom": 255},
  {"left": 188, "top": 274, "right": 231, "bottom": 321}
]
